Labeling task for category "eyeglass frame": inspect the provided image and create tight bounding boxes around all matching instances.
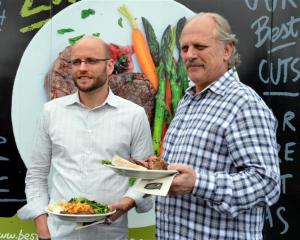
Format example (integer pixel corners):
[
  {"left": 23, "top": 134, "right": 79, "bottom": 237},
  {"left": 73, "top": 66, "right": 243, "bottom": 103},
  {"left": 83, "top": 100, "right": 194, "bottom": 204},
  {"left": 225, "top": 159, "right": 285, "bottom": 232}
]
[{"left": 69, "top": 58, "right": 110, "bottom": 66}]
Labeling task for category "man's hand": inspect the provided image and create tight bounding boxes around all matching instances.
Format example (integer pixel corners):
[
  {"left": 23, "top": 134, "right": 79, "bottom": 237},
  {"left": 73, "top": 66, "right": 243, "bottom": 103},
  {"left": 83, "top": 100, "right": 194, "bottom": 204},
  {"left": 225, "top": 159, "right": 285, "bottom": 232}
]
[
  {"left": 35, "top": 214, "right": 51, "bottom": 239},
  {"left": 168, "top": 164, "right": 196, "bottom": 195},
  {"left": 107, "top": 197, "right": 135, "bottom": 222}
]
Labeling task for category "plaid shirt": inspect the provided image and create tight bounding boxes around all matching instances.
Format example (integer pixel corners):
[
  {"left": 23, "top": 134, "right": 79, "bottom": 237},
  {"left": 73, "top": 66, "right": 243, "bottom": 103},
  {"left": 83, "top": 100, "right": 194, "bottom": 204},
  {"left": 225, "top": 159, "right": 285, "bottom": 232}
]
[{"left": 156, "top": 69, "right": 280, "bottom": 240}]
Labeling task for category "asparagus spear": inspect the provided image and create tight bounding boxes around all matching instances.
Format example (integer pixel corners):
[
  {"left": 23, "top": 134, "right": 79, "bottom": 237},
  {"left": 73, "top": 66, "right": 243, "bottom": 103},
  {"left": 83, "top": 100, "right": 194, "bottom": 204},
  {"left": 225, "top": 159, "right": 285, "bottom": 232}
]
[
  {"left": 152, "top": 62, "right": 166, "bottom": 156},
  {"left": 175, "top": 17, "right": 189, "bottom": 94},
  {"left": 161, "top": 25, "right": 182, "bottom": 113},
  {"left": 142, "top": 17, "right": 160, "bottom": 67}
]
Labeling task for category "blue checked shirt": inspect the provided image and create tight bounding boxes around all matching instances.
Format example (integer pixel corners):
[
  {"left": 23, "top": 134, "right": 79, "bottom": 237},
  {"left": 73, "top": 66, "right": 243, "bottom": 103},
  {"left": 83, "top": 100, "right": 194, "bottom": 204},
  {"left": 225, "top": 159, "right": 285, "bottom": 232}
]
[{"left": 156, "top": 69, "right": 280, "bottom": 240}]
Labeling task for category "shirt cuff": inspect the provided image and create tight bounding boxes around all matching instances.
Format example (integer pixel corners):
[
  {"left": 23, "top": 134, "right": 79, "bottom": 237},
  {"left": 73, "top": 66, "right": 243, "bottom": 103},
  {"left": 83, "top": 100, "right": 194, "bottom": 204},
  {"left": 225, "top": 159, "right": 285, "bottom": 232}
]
[
  {"left": 192, "top": 169, "right": 216, "bottom": 201},
  {"left": 17, "top": 199, "right": 48, "bottom": 220},
  {"left": 124, "top": 182, "right": 153, "bottom": 213}
]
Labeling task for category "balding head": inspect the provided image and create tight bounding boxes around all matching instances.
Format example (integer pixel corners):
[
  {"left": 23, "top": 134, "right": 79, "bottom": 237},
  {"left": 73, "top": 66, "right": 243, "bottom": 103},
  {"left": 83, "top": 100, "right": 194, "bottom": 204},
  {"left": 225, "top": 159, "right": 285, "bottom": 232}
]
[{"left": 71, "top": 36, "right": 110, "bottom": 59}]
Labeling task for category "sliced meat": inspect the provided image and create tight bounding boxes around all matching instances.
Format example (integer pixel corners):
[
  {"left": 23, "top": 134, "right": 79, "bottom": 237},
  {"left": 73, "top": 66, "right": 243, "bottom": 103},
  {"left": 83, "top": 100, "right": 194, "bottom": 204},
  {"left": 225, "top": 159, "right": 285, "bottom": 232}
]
[
  {"left": 131, "top": 156, "right": 169, "bottom": 170},
  {"left": 146, "top": 155, "right": 169, "bottom": 170}
]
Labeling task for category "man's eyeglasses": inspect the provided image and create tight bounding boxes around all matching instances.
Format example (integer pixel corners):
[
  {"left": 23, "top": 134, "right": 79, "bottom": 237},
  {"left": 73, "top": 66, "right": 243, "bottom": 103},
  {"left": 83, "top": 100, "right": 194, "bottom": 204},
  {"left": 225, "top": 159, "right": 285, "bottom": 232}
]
[{"left": 70, "top": 58, "right": 110, "bottom": 66}]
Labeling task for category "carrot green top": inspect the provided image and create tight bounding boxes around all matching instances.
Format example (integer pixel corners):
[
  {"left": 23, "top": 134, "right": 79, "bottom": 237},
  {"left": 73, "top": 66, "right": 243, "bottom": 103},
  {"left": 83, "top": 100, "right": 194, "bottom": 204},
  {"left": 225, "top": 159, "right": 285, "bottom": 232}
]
[{"left": 118, "top": 4, "right": 138, "bottom": 29}]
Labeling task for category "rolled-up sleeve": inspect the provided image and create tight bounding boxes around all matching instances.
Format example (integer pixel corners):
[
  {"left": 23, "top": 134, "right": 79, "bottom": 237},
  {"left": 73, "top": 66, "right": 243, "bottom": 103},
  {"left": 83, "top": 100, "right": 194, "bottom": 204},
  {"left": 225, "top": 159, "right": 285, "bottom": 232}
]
[
  {"left": 124, "top": 108, "right": 153, "bottom": 212},
  {"left": 18, "top": 106, "right": 51, "bottom": 220}
]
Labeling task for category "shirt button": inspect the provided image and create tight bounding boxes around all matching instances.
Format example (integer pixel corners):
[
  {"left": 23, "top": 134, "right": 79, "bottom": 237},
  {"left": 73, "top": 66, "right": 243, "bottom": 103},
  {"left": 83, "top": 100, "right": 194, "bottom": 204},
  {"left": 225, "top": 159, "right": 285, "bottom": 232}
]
[{"left": 156, "top": 205, "right": 160, "bottom": 211}]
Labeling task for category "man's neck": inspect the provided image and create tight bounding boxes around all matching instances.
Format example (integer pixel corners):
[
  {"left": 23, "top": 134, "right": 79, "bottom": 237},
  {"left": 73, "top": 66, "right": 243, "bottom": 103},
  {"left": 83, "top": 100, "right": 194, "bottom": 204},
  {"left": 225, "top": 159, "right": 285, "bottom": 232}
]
[{"left": 79, "top": 86, "right": 109, "bottom": 109}]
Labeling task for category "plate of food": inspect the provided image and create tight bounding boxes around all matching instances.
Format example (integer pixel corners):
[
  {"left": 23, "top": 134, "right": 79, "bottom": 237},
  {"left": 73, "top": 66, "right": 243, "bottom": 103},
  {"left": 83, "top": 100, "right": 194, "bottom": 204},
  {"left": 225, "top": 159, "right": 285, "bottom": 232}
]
[
  {"left": 102, "top": 155, "right": 177, "bottom": 180},
  {"left": 46, "top": 197, "right": 116, "bottom": 222}
]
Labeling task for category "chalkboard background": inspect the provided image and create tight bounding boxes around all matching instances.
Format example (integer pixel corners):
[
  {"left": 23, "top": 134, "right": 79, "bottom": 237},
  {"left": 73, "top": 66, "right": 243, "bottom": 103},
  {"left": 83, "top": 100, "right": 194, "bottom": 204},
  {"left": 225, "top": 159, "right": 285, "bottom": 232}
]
[{"left": 0, "top": 0, "right": 299, "bottom": 239}]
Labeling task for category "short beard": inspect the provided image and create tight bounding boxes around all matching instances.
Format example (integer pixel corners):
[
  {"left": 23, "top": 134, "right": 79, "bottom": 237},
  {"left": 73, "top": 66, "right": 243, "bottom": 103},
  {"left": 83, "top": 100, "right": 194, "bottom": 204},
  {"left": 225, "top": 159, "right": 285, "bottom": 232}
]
[{"left": 74, "top": 74, "right": 108, "bottom": 93}]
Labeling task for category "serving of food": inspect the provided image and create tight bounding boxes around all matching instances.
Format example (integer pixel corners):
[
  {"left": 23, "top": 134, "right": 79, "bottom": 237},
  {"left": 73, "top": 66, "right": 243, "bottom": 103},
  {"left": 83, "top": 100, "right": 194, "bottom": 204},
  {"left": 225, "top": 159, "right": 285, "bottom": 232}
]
[
  {"left": 46, "top": 197, "right": 115, "bottom": 222},
  {"left": 102, "top": 155, "right": 176, "bottom": 180}
]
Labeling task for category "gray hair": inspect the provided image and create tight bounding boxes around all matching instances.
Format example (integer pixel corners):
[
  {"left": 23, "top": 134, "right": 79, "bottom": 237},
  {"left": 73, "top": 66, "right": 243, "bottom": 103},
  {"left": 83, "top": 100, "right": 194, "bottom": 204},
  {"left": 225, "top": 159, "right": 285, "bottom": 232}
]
[{"left": 186, "top": 12, "right": 241, "bottom": 68}]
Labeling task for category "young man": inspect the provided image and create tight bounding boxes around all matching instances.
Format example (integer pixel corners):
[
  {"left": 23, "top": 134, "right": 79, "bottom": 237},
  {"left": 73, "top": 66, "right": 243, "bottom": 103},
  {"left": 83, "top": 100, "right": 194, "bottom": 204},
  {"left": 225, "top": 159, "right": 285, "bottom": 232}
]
[
  {"left": 18, "top": 36, "right": 153, "bottom": 240},
  {"left": 156, "top": 13, "right": 280, "bottom": 240}
]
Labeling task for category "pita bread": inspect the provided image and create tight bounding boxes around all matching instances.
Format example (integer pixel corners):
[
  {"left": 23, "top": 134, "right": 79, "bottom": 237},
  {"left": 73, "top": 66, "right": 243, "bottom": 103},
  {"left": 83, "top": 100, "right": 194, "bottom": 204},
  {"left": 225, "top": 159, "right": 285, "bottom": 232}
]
[{"left": 112, "top": 155, "right": 147, "bottom": 170}]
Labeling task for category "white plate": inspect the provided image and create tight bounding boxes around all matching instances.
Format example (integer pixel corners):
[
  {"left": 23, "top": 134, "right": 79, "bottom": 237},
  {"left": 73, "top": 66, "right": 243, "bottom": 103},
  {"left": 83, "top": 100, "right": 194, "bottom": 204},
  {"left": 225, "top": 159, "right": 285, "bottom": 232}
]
[
  {"left": 104, "top": 164, "right": 177, "bottom": 180},
  {"left": 46, "top": 208, "right": 116, "bottom": 223},
  {"left": 11, "top": 0, "right": 194, "bottom": 168}
]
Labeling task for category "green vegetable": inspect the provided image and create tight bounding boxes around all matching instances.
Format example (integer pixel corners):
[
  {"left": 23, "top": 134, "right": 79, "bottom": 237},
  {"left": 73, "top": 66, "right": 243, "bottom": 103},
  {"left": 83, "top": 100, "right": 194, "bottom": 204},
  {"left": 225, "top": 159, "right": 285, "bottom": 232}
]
[
  {"left": 69, "top": 197, "right": 109, "bottom": 214},
  {"left": 57, "top": 28, "right": 74, "bottom": 35},
  {"left": 177, "top": 57, "right": 189, "bottom": 94},
  {"left": 128, "top": 177, "right": 136, "bottom": 186},
  {"left": 142, "top": 17, "right": 160, "bottom": 67},
  {"left": 81, "top": 8, "right": 96, "bottom": 19},
  {"left": 161, "top": 25, "right": 182, "bottom": 113},
  {"left": 68, "top": 34, "right": 85, "bottom": 45},
  {"left": 113, "top": 55, "right": 129, "bottom": 74},
  {"left": 118, "top": 17, "right": 123, "bottom": 28},
  {"left": 175, "top": 17, "right": 189, "bottom": 94},
  {"left": 175, "top": 17, "right": 186, "bottom": 55},
  {"left": 152, "top": 62, "right": 166, "bottom": 156},
  {"left": 101, "top": 160, "right": 112, "bottom": 165},
  {"left": 92, "top": 32, "right": 100, "bottom": 37}
]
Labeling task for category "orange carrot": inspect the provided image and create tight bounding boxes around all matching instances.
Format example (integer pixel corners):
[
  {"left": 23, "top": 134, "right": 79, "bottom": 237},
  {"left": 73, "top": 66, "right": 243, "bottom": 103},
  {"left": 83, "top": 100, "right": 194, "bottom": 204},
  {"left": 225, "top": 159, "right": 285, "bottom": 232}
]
[{"left": 118, "top": 5, "right": 158, "bottom": 91}]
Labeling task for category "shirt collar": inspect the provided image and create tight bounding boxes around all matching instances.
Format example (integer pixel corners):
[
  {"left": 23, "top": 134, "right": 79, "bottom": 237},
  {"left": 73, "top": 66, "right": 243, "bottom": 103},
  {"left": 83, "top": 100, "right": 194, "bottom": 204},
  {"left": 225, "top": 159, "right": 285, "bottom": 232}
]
[
  {"left": 64, "top": 88, "right": 119, "bottom": 109},
  {"left": 185, "top": 68, "right": 238, "bottom": 98}
]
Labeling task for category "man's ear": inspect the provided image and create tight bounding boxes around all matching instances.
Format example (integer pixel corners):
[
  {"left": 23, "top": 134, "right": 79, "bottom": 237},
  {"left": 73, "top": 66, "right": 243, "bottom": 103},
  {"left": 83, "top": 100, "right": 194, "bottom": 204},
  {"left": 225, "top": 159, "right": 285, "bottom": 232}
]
[
  {"left": 223, "top": 42, "right": 233, "bottom": 62},
  {"left": 106, "top": 59, "right": 115, "bottom": 75}
]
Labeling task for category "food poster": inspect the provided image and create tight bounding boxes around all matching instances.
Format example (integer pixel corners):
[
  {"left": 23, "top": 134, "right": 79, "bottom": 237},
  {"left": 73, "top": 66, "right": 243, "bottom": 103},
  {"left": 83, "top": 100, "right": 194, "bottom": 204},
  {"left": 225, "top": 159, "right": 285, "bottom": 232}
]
[
  {"left": 1, "top": 0, "right": 194, "bottom": 239},
  {"left": 1, "top": 0, "right": 300, "bottom": 240}
]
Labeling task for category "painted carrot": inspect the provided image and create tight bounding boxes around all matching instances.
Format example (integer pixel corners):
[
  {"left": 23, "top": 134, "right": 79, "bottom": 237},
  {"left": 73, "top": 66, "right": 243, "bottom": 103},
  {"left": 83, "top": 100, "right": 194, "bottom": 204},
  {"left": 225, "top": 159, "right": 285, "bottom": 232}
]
[{"left": 118, "top": 5, "right": 158, "bottom": 91}]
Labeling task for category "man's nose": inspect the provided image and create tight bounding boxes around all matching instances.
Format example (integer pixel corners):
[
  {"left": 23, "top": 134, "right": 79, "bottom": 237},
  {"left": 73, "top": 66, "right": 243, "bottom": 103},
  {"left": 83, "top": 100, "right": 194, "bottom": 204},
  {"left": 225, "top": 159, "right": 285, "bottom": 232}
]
[
  {"left": 186, "top": 47, "right": 197, "bottom": 59},
  {"left": 79, "top": 61, "right": 88, "bottom": 71}
]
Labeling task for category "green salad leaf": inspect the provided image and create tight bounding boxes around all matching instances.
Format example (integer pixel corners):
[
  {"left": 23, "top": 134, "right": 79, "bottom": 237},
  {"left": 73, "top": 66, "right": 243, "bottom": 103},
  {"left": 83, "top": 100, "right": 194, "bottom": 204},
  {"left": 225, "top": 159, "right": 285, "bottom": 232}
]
[
  {"left": 101, "top": 160, "right": 112, "bottom": 165},
  {"left": 128, "top": 177, "right": 136, "bottom": 186},
  {"left": 81, "top": 8, "right": 96, "bottom": 19},
  {"left": 57, "top": 28, "right": 75, "bottom": 35},
  {"left": 118, "top": 17, "right": 123, "bottom": 28},
  {"left": 68, "top": 34, "right": 85, "bottom": 45},
  {"left": 92, "top": 32, "right": 100, "bottom": 37}
]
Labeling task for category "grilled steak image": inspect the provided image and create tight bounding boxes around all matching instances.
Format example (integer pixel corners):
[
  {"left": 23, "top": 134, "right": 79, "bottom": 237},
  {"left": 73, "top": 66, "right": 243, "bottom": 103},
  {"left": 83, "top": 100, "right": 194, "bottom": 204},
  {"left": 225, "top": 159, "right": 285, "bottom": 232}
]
[
  {"left": 45, "top": 46, "right": 76, "bottom": 100},
  {"left": 109, "top": 72, "right": 156, "bottom": 124},
  {"left": 44, "top": 44, "right": 156, "bottom": 124}
]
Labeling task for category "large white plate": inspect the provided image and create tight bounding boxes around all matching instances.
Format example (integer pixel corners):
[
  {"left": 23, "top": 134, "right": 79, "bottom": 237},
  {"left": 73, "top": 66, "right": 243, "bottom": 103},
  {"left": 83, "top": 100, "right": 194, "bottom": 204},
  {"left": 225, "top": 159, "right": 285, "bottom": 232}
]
[
  {"left": 46, "top": 208, "right": 116, "bottom": 223},
  {"left": 104, "top": 164, "right": 177, "bottom": 180}
]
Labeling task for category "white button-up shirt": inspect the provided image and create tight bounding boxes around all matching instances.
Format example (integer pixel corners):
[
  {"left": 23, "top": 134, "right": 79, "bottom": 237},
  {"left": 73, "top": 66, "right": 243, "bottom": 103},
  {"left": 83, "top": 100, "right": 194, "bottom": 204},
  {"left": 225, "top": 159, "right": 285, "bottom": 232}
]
[{"left": 18, "top": 89, "right": 153, "bottom": 240}]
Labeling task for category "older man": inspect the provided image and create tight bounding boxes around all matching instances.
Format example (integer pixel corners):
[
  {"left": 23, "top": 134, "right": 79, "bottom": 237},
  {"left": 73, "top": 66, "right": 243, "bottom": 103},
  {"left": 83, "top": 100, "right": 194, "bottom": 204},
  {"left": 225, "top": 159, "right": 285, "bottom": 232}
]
[{"left": 156, "top": 13, "right": 280, "bottom": 240}]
